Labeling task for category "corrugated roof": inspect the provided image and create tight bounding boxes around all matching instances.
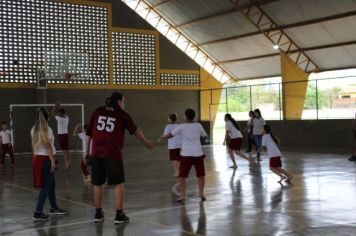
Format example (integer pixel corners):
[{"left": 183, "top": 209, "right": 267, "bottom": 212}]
[
  {"left": 144, "top": 0, "right": 356, "bottom": 80},
  {"left": 284, "top": 15, "right": 356, "bottom": 48},
  {"left": 307, "top": 44, "right": 356, "bottom": 70},
  {"left": 152, "top": 0, "right": 235, "bottom": 25},
  {"left": 181, "top": 12, "right": 256, "bottom": 44},
  {"left": 262, "top": 0, "right": 356, "bottom": 25},
  {"left": 224, "top": 55, "right": 281, "bottom": 79},
  {"left": 201, "top": 34, "right": 276, "bottom": 62}
]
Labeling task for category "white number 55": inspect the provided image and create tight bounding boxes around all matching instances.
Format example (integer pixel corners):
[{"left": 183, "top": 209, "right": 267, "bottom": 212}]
[{"left": 97, "top": 116, "right": 116, "bottom": 132}]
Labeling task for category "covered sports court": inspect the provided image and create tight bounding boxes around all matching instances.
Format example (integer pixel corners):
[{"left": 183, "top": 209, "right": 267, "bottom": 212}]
[{"left": 1, "top": 0, "right": 356, "bottom": 235}]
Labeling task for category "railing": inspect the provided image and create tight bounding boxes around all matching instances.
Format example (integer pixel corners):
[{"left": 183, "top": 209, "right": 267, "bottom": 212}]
[{"left": 205, "top": 76, "right": 356, "bottom": 121}]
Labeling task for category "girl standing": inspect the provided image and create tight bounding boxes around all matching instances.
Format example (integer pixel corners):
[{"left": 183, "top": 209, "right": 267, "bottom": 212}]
[
  {"left": 32, "top": 108, "right": 67, "bottom": 221},
  {"left": 0, "top": 121, "right": 15, "bottom": 167},
  {"left": 256, "top": 125, "right": 293, "bottom": 183},
  {"left": 252, "top": 109, "right": 265, "bottom": 162},
  {"left": 73, "top": 123, "right": 91, "bottom": 182},
  {"left": 224, "top": 114, "right": 254, "bottom": 168},
  {"left": 158, "top": 114, "right": 181, "bottom": 177},
  {"left": 245, "top": 111, "right": 255, "bottom": 153},
  {"left": 52, "top": 101, "right": 71, "bottom": 170}
]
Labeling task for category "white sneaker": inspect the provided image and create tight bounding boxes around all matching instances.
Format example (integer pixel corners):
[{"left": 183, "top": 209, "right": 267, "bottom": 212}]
[{"left": 84, "top": 175, "right": 92, "bottom": 182}]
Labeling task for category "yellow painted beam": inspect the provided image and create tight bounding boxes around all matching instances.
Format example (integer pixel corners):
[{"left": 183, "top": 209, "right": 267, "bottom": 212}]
[
  {"left": 155, "top": 31, "right": 161, "bottom": 86},
  {"left": 53, "top": 0, "right": 111, "bottom": 8},
  {"left": 0, "top": 83, "right": 36, "bottom": 89},
  {"left": 47, "top": 83, "right": 200, "bottom": 90},
  {"left": 200, "top": 68, "right": 223, "bottom": 122},
  {"left": 159, "top": 69, "right": 200, "bottom": 75},
  {"left": 111, "top": 27, "right": 158, "bottom": 35},
  {"left": 281, "top": 52, "right": 309, "bottom": 120},
  {"left": 107, "top": 1, "right": 113, "bottom": 85}
]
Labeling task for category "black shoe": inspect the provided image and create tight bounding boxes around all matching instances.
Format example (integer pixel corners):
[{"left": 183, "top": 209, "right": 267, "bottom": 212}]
[
  {"left": 114, "top": 212, "right": 129, "bottom": 224},
  {"left": 49, "top": 208, "right": 68, "bottom": 215},
  {"left": 33, "top": 212, "right": 49, "bottom": 221},
  {"left": 94, "top": 211, "right": 104, "bottom": 223},
  {"left": 348, "top": 156, "right": 356, "bottom": 161}
]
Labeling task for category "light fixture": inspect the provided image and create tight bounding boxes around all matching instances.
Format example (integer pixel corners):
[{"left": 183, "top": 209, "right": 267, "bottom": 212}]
[{"left": 273, "top": 44, "right": 279, "bottom": 50}]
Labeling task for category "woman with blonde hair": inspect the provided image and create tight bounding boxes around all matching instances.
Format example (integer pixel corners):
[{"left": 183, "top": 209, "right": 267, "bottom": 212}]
[{"left": 31, "top": 107, "right": 67, "bottom": 221}]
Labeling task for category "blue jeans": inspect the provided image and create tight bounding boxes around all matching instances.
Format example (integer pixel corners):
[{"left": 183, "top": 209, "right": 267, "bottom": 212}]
[
  {"left": 253, "top": 135, "right": 263, "bottom": 157},
  {"left": 35, "top": 160, "right": 59, "bottom": 213}
]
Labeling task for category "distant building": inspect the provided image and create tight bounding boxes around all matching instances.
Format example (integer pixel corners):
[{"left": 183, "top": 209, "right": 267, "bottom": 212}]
[
  {"left": 339, "top": 86, "right": 356, "bottom": 99},
  {"left": 334, "top": 86, "right": 356, "bottom": 108}
]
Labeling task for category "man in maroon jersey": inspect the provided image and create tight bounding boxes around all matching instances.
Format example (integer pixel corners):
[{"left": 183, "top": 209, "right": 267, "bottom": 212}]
[{"left": 84, "top": 92, "right": 153, "bottom": 224}]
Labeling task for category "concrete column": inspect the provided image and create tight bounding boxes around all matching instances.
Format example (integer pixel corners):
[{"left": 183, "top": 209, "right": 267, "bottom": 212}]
[
  {"left": 199, "top": 68, "right": 223, "bottom": 122},
  {"left": 35, "top": 88, "right": 47, "bottom": 104},
  {"left": 281, "top": 52, "right": 309, "bottom": 120}
]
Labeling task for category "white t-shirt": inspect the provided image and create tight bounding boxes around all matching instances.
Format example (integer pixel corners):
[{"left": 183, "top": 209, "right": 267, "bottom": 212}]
[
  {"left": 31, "top": 127, "right": 56, "bottom": 156},
  {"left": 163, "top": 124, "right": 182, "bottom": 150},
  {"left": 0, "top": 130, "right": 12, "bottom": 144},
  {"left": 55, "top": 115, "right": 69, "bottom": 134},
  {"left": 252, "top": 117, "right": 265, "bottom": 135},
  {"left": 261, "top": 133, "right": 281, "bottom": 157},
  {"left": 78, "top": 132, "right": 87, "bottom": 152},
  {"left": 225, "top": 121, "right": 242, "bottom": 139},
  {"left": 171, "top": 123, "right": 207, "bottom": 157}
]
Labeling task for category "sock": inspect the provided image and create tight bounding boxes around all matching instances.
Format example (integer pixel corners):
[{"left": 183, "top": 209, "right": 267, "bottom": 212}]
[
  {"left": 96, "top": 208, "right": 102, "bottom": 214},
  {"left": 116, "top": 209, "right": 123, "bottom": 215}
]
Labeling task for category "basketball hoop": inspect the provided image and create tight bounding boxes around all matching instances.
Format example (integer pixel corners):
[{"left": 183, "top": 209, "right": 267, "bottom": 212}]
[{"left": 64, "top": 72, "right": 73, "bottom": 80}]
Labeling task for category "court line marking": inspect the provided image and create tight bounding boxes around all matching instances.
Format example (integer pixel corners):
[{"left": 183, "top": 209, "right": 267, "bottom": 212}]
[
  {"left": 171, "top": 180, "right": 356, "bottom": 220},
  {"left": 2, "top": 180, "right": 355, "bottom": 235},
  {"left": 0, "top": 181, "right": 201, "bottom": 236},
  {"left": 12, "top": 220, "right": 96, "bottom": 235}
]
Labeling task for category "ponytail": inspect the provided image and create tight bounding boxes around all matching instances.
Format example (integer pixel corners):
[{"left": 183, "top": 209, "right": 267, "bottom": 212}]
[
  {"left": 263, "top": 125, "right": 280, "bottom": 147},
  {"left": 106, "top": 92, "right": 123, "bottom": 108},
  {"left": 225, "top": 113, "right": 240, "bottom": 131}
]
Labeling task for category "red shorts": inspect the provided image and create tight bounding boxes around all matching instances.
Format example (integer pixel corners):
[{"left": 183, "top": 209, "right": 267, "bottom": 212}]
[
  {"left": 169, "top": 148, "right": 180, "bottom": 161},
  {"left": 1, "top": 144, "right": 14, "bottom": 155},
  {"left": 32, "top": 155, "right": 50, "bottom": 188},
  {"left": 228, "top": 138, "right": 243, "bottom": 151},
  {"left": 57, "top": 134, "right": 69, "bottom": 150},
  {"left": 179, "top": 155, "right": 205, "bottom": 178},
  {"left": 269, "top": 156, "right": 282, "bottom": 168}
]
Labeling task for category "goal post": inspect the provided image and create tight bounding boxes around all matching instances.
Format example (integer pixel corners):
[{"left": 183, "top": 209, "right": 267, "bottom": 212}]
[{"left": 9, "top": 103, "right": 85, "bottom": 155}]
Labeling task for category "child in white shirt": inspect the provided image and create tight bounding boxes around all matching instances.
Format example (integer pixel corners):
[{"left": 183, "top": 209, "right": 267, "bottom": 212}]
[
  {"left": 73, "top": 123, "right": 91, "bottom": 182},
  {"left": 158, "top": 114, "right": 181, "bottom": 177},
  {"left": 52, "top": 100, "right": 71, "bottom": 170},
  {"left": 160, "top": 109, "right": 207, "bottom": 203},
  {"left": 0, "top": 121, "right": 15, "bottom": 167},
  {"left": 224, "top": 114, "right": 253, "bottom": 168},
  {"left": 256, "top": 125, "right": 293, "bottom": 183}
]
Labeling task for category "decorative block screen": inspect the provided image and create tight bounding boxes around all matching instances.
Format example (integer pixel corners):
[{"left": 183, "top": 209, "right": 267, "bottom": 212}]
[
  {"left": 160, "top": 73, "right": 200, "bottom": 86},
  {"left": 112, "top": 32, "right": 156, "bottom": 85},
  {"left": 0, "top": 0, "right": 109, "bottom": 84}
]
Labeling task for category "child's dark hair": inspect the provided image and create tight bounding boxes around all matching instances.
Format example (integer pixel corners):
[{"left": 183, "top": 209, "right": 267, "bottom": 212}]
[
  {"left": 168, "top": 114, "right": 177, "bottom": 122},
  {"left": 1, "top": 121, "right": 8, "bottom": 126},
  {"left": 106, "top": 92, "right": 123, "bottom": 108},
  {"left": 185, "top": 109, "right": 195, "bottom": 121},
  {"left": 254, "top": 109, "right": 262, "bottom": 118},
  {"left": 59, "top": 107, "right": 66, "bottom": 115},
  {"left": 83, "top": 124, "right": 88, "bottom": 130},
  {"left": 225, "top": 113, "right": 240, "bottom": 131},
  {"left": 249, "top": 110, "right": 255, "bottom": 117},
  {"left": 264, "top": 125, "right": 279, "bottom": 146}
]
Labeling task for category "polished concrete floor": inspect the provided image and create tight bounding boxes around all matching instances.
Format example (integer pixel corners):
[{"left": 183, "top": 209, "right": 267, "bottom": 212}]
[{"left": 0, "top": 145, "right": 355, "bottom": 236}]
